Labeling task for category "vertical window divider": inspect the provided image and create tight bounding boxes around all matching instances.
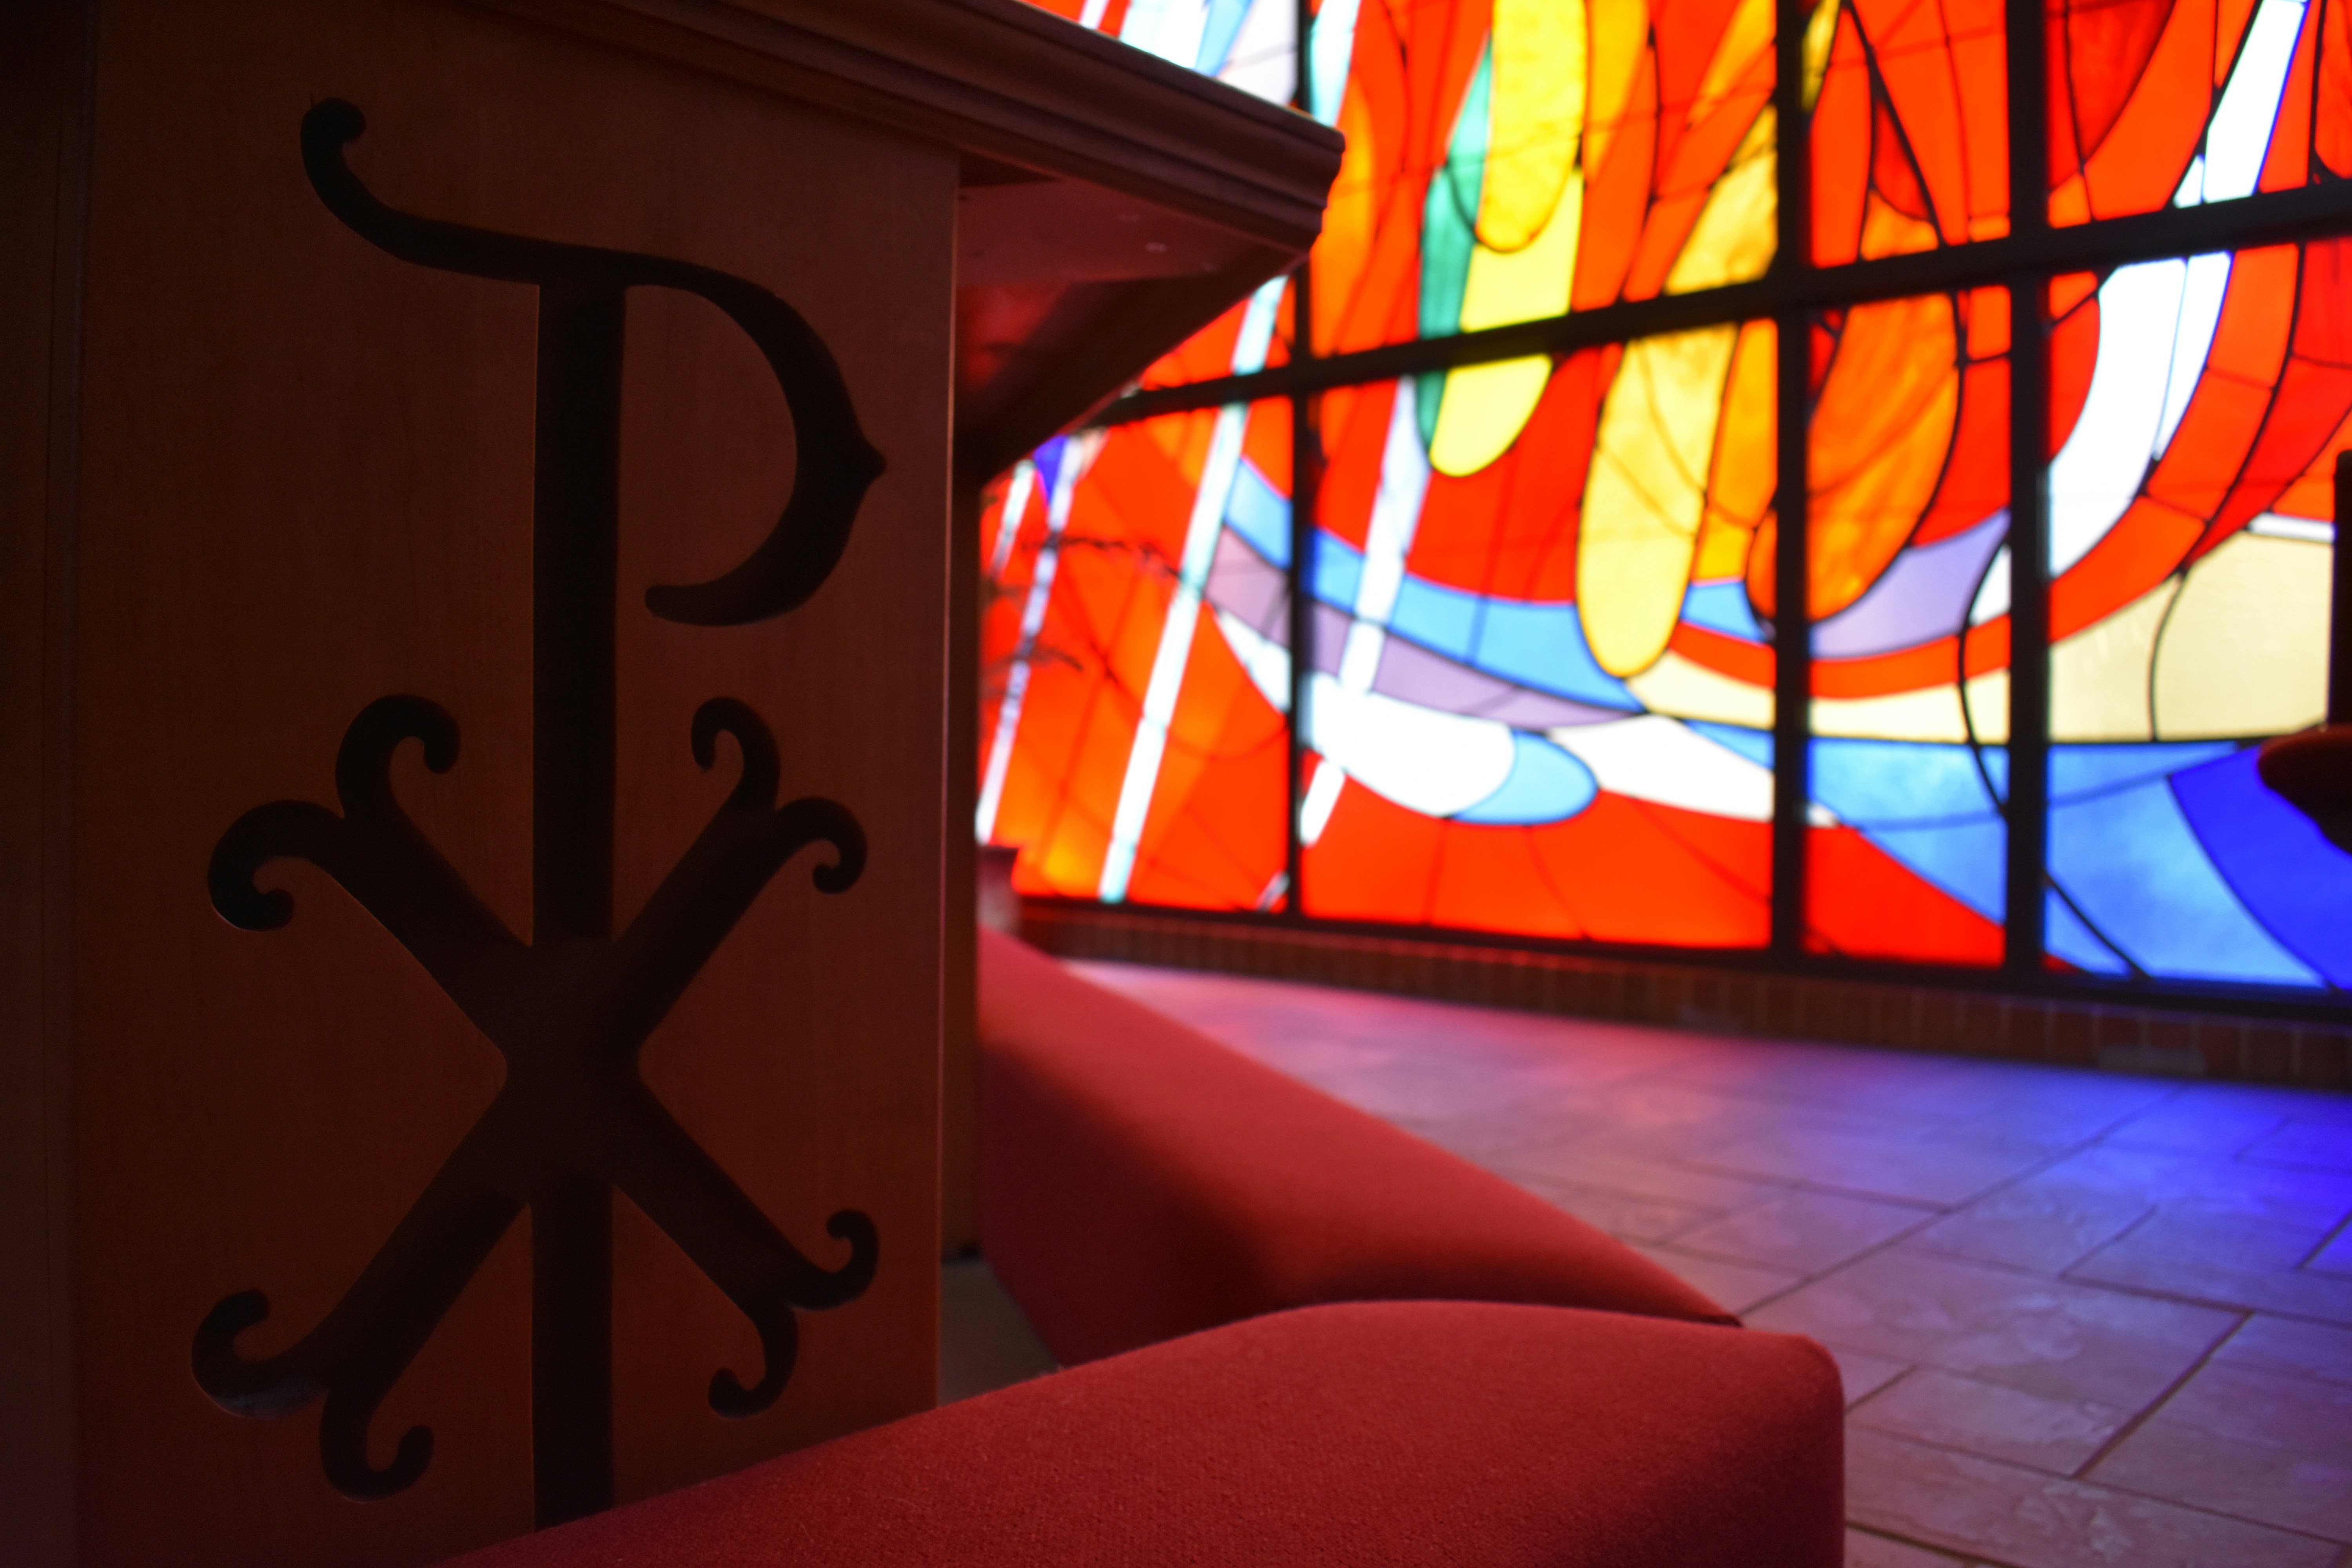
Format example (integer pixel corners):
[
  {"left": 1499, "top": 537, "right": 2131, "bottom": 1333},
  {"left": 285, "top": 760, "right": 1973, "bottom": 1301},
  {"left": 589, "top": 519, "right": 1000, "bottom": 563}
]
[
  {"left": 2004, "top": 0, "right": 2051, "bottom": 974},
  {"left": 1769, "top": 0, "right": 1815, "bottom": 957},
  {"left": 1283, "top": 0, "right": 1318, "bottom": 918},
  {"left": 1286, "top": 370, "right": 1318, "bottom": 919}
]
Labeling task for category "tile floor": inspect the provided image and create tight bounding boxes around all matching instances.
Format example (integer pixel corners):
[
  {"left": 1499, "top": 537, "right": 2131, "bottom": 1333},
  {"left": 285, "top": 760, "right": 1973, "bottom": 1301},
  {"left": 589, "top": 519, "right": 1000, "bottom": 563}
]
[{"left": 1043, "top": 960, "right": 2352, "bottom": 1568}]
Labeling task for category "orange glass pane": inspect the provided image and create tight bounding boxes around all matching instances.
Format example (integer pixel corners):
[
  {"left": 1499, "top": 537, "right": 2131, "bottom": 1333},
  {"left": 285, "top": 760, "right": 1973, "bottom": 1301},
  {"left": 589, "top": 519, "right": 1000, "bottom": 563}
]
[
  {"left": 982, "top": 404, "right": 1293, "bottom": 912},
  {"left": 2047, "top": 0, "right": 2323, "bottom": 225},
  {"left": 1813, "top": 0, "right": 2009, "bottom": 264}
]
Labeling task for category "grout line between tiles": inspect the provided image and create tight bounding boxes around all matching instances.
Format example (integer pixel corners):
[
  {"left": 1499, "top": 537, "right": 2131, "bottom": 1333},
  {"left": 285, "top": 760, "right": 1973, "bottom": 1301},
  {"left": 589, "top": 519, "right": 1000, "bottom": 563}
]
[
  {"left": 1663, "top": 1198, "right": 1946, "bottom": 1281},
  {"left": 1660, "top": 1120, "right": 2103, "bottom": 1229},
  {"left": 1845, "top": 1521, "right": 2018, "bottom": 1567},
  {"left": 1863, "top": 1425, "right": 2352, "bottom": 1556},
  {"left": 2054, "top": 1258, "right": 2352, "bottom": 1330},
  {"left": 2299, "top": 1208, "right": 2352, "bottom": 1272},
  {"left": 2065, "top": 1308, "right": 2247, "bottom": 1481}
]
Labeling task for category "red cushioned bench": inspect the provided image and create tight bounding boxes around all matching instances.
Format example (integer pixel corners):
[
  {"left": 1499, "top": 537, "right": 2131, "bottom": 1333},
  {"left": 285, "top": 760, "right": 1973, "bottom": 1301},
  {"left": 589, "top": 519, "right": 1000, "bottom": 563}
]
[
  {"left": 978, "top": 926, "right": 1734, "bottom": 1364},
  {"left": 438, "top": 1299, "right": 1844, "bottom": 1568}
]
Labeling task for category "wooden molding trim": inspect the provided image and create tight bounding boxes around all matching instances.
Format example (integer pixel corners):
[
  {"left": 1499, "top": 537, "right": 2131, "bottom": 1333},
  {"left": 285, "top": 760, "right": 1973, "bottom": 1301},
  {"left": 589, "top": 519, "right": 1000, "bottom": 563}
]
[{"left": 468, "top": 0, "right": 1343, "bottom": 250}]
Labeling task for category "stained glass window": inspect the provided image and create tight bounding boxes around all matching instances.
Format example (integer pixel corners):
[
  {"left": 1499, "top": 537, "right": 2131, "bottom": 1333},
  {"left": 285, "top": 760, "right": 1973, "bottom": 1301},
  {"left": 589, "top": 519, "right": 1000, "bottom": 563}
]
[
  {"left": 1297, "top": 339, "right": 1777, "bottom": 944},
  {"left": 979, "top": 401, "right": 1296, "bottom": 911},
  {"left": 995, "top": 0, "right": 2352, "bottom": 998},
  {"left": 1022, "top": 0, "right": 1301, "bottom": 104},
  {"left": 1804, "top": 286, "right": 2013, "bottom": 963},
  {"left": 2043, "top": 240, "right": 2352, "bottom": 984},
  {"left": 2050, "top": 0, "right": 2346, "bottom": 224},
  {"left": 1316, "top": 0, "right": 1778, "bottom": 358},
  {"left": 1811, "top": 0, "right": 2008, "bottom": 260},
  {"left": 1139, "top": 279, "right": 1296, "bottom": 392}
]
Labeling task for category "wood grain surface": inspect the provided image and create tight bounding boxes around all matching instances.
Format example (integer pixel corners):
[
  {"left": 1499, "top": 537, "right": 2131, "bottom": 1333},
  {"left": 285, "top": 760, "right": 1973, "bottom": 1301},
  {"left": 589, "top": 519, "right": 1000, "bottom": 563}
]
[{"left": 17, "top": 0, "right": 953, "bottom": 1559}]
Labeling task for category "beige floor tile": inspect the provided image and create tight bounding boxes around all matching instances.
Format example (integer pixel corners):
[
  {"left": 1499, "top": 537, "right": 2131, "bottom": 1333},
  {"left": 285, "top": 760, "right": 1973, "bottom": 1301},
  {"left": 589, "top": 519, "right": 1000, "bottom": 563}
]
[
  {"left": 2244, "top": 1119, "right": 2352, "bottom": 1173},
  {"left": 1688, "top": 1125, "right": 2050, "bottom": 1205},
  {"left": 1748, "top": 1250, "right": 2238, "bottom": 1408},
  {"left": 1847, "top": 1428, "right": 2338, "bottom": 1568},
  {"left": 1833, "top": 1347, "right": 1913, "bottom": 1406},
  {"left": 1553, "top": 1079, "right": 1895, "bottom": 1158},
  {"left": 1934, "top": 1080, "right": 2178, "bottom": 1152},
  {"left": 2091, "top": 1362, "right": 2352, "bottom": 1543},
  {"left": 2214, "top": 1315, "right": 2352, "bottom": 1384},
  {"left": 1908, "top": 1177, "right": 2152, "bottom": 1274},
  {"left": 1628, "top": 1242, "right": 1803, "bottom": 1314},
  {"left": 2045, "top": 1146, "right": 2352, "bottom": 1229},
  {"left": 2103, "top": 1100, "right": 2285, "bottom": 1155},
  {"left": 1852, "top": 1368, "right": 2129, "bottom": 1473},
  {"left": 1505, "top": 1171, "right": 1713, "bottom": 1243},
  {"left": 1675, "top": 1189, "right": 1936, "bottom": 1274},
  {"left": 1480, "top": 1142, "right": 1795, "bottom": 1216},
  {"left": 1845, "top": 1526, "right": 1975, "bottom": 1566},
  {"left": 2163, "top": 1082, "right": 2352, "bottom": 1128},
  {"left": 2086, "top": 1206, "right": 2339, "bottom": 1273},
  {"left": 1292, "top": 1060, "right": 1579, "bottom": 1123},
  {"left": 2070, "top": 1226, "right": 2352, "bottom": 1323},
  {"left": 1397, "top": 1101, "right": 1625, "bottom": 1166}
]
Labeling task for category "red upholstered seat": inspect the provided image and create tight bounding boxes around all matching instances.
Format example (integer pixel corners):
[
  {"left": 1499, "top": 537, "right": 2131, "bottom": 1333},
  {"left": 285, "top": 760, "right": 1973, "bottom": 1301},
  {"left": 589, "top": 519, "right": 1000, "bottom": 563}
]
[
  {"left": 979, "top": 928, "right": 1733, "bottom": 1365},
  {"left": 437, "top": 1300, "right": 1844, "bottom": 1568}
]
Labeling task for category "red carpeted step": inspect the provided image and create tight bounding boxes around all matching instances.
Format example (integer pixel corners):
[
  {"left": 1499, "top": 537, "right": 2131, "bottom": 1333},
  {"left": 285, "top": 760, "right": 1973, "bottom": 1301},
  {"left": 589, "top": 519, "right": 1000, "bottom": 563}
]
[
  {"left": 979, "top": 927, "right": 1731, "bottom": 1365},
  {"left": 439, "top": 1300, "right": 1843, "bottom": 1568}
]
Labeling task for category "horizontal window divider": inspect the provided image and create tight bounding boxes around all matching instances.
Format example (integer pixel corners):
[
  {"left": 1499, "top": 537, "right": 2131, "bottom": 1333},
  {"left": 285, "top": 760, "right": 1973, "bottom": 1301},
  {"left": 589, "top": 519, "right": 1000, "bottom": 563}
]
[{"left": 1095, "top": 179, "right": 2352, "bottom": 425}]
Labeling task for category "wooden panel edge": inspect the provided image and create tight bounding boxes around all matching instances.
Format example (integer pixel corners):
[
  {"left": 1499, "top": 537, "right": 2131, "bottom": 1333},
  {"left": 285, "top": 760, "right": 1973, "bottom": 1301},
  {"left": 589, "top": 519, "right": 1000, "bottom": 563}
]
[
  {"left": 940, "top": 481, "right": 981, "bottom": 1261},
  {"left": 0, "top": 2, "right": 88, "bottom": 1562}
]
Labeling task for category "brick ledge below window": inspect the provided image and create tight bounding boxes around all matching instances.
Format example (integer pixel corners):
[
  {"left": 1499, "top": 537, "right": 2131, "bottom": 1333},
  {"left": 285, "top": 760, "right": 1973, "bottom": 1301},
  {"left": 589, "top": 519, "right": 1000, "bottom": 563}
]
[{"left": 1018, "top": 903, "right": 2351, "bottom": 1092}]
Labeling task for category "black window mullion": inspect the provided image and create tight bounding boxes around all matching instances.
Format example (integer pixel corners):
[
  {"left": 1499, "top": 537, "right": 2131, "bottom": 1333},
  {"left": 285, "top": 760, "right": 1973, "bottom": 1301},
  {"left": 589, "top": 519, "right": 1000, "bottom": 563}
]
[
  {"left": 1100, "top": 182, "right": 2352, "bottom": 430},
  {"left": 1286, "top": 339, "right": 1317, "bottom": 918},
  {"left": 1770, "top": 0, "right": 1815, "bottom": 956},
  {"left": 1284, "top": 0, "right": 1317, "bottom": 916},
  {"left": 2004, "top": 0, "right": 2051, "bottom": 974}
]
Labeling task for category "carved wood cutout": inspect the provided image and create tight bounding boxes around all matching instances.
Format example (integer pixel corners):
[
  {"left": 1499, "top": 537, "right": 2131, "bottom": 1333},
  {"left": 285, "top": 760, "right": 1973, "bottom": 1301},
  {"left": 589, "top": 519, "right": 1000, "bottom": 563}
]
[{"left": 194, "top": 100, "right": 886, "bottom": 1530}]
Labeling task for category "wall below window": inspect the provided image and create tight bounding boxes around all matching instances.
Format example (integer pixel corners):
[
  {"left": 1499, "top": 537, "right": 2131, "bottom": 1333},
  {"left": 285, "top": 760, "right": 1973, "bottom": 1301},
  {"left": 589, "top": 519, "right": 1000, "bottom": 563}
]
[{"left": 1021, "top": 903, "right": 2352, "bottom": 1092}]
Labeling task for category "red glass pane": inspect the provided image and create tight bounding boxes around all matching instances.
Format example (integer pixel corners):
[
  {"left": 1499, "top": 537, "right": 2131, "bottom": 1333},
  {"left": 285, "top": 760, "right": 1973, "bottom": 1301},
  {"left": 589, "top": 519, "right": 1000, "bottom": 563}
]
[
  {"left": 1812, "top": 0, "right": 2011, "bottom": 265},
  {"left": 979, "top": 403, "right": 1294, "bottom": 911}
]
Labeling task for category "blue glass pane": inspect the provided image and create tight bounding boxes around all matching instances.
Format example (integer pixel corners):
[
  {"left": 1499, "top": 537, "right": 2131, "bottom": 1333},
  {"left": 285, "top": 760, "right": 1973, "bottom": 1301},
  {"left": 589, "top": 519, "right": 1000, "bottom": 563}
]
[
  {"left": 1870, "top": 820, "right": 2007, "bottom": 922},
  {"left": 1225, "top": 459, "right": 1292, "bottom": 567},
  {"left": 1471, "top": 599, "right": 1639, "bottom": 710},
  {"left": 2050, "top": 742, "right": 2236, "bottom": 802},
  {"left": 1311, "top": 529, "right": 1364, "bottom": 608},
  {"left": 1682, "top": 580, "right": 1767, "bottom": 641},
  {"left": 2171, "top": 748, "right": 2352, "bottom": 988},
  {"left": 1812, "top": 738, "right": 2005, "bottom": 825},
  {"left": 1389, "top": 575, "right": 1480, "bottom": 660},
  {"left": 1809, "top": 738, "right": 2008, "bottom": 926},
  {"left": 1692, "top": 721, "right": 1773, "bottom": 769},
  {"left": 2048, "top": 773, "right": 2321, "bottom": 987},
  {"left": 1456, "top": 733, "right": 1599, "bottom": 824},
  {"left": 2046, "top": 891, "right": 2131, "bottom": 975}
]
